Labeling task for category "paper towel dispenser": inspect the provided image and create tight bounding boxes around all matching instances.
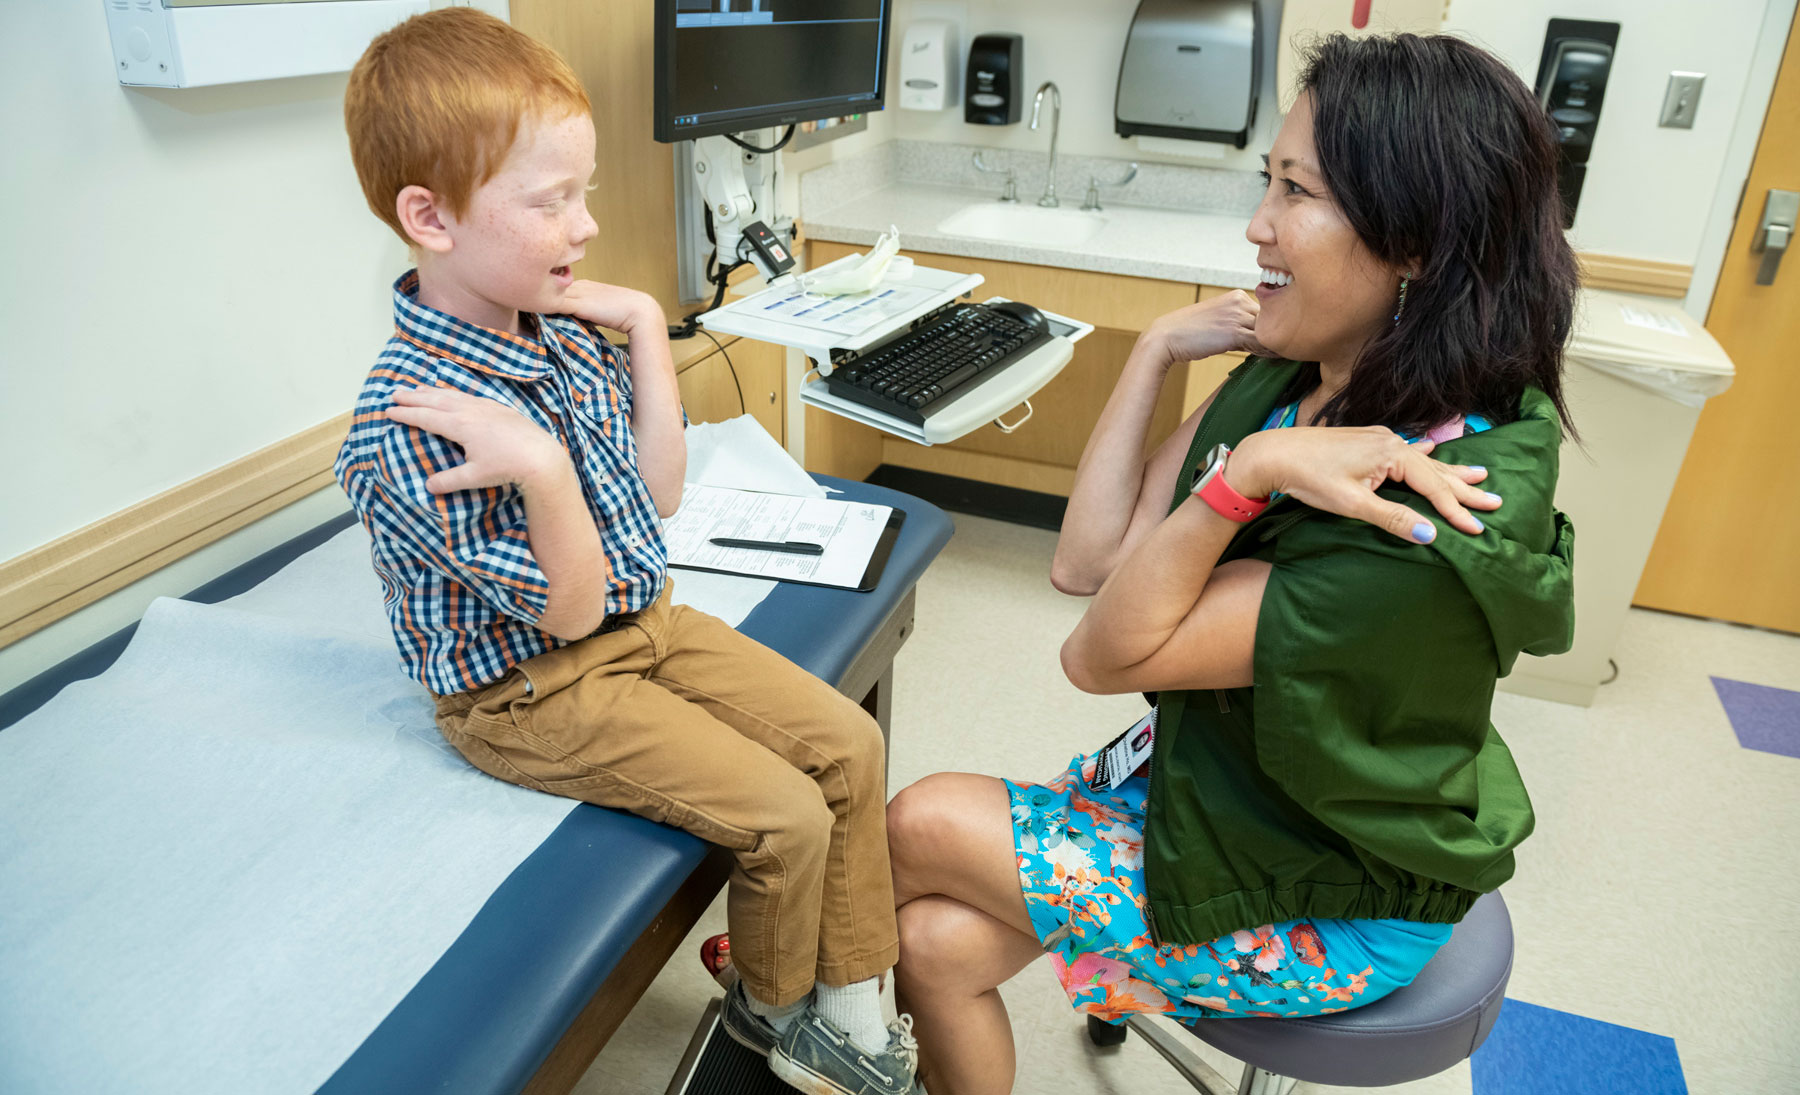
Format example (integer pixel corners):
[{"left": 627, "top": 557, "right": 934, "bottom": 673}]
[{"left": 1115, "top": 0, "right": 1261, "bottom": 149}]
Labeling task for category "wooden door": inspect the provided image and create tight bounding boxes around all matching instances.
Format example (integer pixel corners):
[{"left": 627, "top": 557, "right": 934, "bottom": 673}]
[{"left": 1634, "top": 20, "right": 1800, "bottom": 633}]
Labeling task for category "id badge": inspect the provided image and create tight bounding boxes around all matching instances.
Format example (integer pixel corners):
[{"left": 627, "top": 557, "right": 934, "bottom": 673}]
[{"left": 1087, "top": 709, "right": 1156, "bottom": 793}]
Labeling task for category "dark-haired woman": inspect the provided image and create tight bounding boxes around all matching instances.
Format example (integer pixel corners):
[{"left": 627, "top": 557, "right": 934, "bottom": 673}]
[{"left": 885, "top": 34, "right": 1577, "bottom": 1094}]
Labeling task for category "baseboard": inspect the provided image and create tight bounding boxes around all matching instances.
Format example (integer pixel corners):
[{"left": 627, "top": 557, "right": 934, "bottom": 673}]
[
  {"left": 865, "top": 465, "right": 1067, "bottom": 531},
  {"left": 0, "top": 415, "right": 350, "bottom": 649}
]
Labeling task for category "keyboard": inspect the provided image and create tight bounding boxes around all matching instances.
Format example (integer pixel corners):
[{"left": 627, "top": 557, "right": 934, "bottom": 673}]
[{"left": 821, "top": 300, "right": 1054, "bottom": 425}]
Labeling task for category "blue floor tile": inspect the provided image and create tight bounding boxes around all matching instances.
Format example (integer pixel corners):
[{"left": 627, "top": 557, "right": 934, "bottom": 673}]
[
  {"left": 1471, "top": 999, "right": 1686, "bottom": 1095},
  {"left": 1711, "top": 676, "right": 1800, "bottom": 759}
]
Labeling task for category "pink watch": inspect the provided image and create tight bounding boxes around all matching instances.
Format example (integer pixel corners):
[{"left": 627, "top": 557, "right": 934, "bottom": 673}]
[{"left": 1189, "top": 443, "right": 1270, "bottom": 523}]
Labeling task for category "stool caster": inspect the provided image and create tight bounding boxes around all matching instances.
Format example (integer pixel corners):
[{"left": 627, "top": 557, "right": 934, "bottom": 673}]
[{"left": 1087, "top": 1014, "right": 1129, "bottom": 1046}]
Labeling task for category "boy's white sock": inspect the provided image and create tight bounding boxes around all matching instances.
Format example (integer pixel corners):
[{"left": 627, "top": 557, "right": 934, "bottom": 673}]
[
  {"left": 813, "top": 977, "right": 889, "bottom": 1055},
  {"left": 745, "top": 986, "right": 808, "bottom": 1034}
]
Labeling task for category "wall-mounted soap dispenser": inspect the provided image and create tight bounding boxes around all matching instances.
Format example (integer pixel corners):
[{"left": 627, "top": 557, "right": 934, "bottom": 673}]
[
  {"left": 1534, "top": 19, "right": 1619, "bottom": 228},
  {"left": 899, "top": 21, "right": 960, "bottom": 112},
  {"left": 1115, "top": 0, "right": 1260, "bottom": 148},
  {"left": 965, "top": 33, "right": 1024, "bottom": 125}
]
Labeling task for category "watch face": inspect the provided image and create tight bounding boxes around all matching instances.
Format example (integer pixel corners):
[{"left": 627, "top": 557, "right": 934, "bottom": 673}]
[{"left": 1190, "top": 443, "right": 1232, "bottom": 493}]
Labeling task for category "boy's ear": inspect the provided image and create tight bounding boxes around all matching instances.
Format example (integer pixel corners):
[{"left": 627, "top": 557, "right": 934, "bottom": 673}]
[{"left": 396, "top": 185, "right": 454, "bottom": 254}]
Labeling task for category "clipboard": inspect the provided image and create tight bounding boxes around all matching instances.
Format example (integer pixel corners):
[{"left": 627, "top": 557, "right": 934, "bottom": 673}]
[{"left": 670, "top": 508, "right": 906, "bottom": 592}]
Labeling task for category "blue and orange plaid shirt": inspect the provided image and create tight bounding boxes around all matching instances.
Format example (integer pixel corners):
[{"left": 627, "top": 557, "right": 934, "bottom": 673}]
[{"left": 335, "top": 271, "right": 669, "bottom": 695}]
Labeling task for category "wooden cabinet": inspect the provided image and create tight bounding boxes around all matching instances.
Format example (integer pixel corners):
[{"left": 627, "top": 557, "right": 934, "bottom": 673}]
[
  {"left": 675, "top": 335, "right": 786, "bottom": 445},
  {"left": 802, "top": 240, "right": 1244, "bottom": 495}
]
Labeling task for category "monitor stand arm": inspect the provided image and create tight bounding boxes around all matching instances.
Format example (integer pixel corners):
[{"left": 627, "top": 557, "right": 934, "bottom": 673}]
[{"left": 690, "top": 134, "right": 775, "bottom": 280}]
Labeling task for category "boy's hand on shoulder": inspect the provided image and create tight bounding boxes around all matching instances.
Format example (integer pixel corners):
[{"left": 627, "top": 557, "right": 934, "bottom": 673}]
[
  {"left": 560, "top": 280, "right": 665, "bottom": 338},
  {"left": 386, "top": 387, "right": 570, "bottom": 495}
]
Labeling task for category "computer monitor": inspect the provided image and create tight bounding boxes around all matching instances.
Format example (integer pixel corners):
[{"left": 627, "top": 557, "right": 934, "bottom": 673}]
[{"left": 653, "top": 0, "right": 892, "bottom": 143}]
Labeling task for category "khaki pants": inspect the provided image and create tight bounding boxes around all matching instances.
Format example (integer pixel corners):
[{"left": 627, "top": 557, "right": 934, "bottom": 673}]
[{"left": 432, "top": 584, "right": 899, "bottom": 1006}]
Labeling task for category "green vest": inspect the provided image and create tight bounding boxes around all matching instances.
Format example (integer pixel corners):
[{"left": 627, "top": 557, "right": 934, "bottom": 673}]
[{"left": 1141, "top": 359, "right": 1575, "bottom": 945}]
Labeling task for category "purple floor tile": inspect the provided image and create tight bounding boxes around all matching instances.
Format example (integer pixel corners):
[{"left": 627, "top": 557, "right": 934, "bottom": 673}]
[
  {"left": 1711, "top": 676, "right": 1800, "bottom": 759},
  {"left": 1472, "top": 998, "right": 1686, "bottom": 1095}
]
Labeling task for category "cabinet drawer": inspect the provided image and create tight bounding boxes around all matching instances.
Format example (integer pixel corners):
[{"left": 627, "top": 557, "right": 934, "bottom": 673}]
[{"left": 676, "top": 336, "right": 785, "bottom": 445}]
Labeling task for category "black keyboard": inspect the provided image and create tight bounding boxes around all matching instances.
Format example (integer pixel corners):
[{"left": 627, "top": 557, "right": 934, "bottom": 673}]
[{"left": 822, "top": 301, "right": 1053, "bottom": 424}]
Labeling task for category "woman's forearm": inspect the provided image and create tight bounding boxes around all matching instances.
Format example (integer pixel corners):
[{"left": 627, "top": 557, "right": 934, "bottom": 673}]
[
  {"left": 1062, "top": 494, "right": 1238, "bottom": 684},
  {"left": 1051, "top": 334, "right": 1176, "bottom": 592}
]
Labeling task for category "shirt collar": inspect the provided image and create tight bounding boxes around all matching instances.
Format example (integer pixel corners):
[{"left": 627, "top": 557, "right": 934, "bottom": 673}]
[{"left": 391, "top": 270, "right": 555, "bottom": 382}]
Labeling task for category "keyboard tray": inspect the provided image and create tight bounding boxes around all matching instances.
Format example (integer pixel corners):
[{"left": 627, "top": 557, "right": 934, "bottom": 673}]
[{"left": 799, "top": 298, "right": 1091, "bottom": 445}]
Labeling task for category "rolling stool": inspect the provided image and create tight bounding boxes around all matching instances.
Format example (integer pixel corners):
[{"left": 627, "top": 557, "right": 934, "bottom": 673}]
[{"left": 1087, "top": 892, "right": 1514, "bottom": 1094}]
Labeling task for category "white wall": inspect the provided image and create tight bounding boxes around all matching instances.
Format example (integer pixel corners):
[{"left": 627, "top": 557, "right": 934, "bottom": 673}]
[
  {"left": 885, "top": 0, "right": 1281, "bottom": 176},
  {"left": 0, "top": 1, "right": 495, "bottom": 687},
  {"left": 1443, "top": 0, "right": 1772, "bottom": 265},
  {"left": 0, "top": 2, "right": 496, "bottom": 561},
  {"left": 875, "top": 0, "right": 1774, "bottom": 269},
  {"left": 778, "top": 111, "right": 899, "bottom": 240}
]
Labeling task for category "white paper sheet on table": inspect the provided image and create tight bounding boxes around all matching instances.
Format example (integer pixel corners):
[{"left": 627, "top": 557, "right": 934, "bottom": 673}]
[
  {"left": 0, "top": 415, "right": 824, "bottom": 1094},
  {"left": 0, "top": 575, "right": 577, "bottom": 1095},
  {"left": 683, "top": 413, "right": 825, "bottom": 501}
]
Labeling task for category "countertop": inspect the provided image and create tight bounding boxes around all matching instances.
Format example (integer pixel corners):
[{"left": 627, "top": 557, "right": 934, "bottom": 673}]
[{"left": 799, "top": 141, "right": 1264, "bottom": 290}]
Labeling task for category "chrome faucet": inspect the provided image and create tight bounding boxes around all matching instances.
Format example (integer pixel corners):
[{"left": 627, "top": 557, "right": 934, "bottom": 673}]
[{"left": 1029, "top": 81, "right": 1061, "bottom": 208}]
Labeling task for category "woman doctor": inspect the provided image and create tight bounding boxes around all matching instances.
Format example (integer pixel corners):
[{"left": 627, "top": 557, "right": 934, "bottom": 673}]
[{"left": 885, "top": 32, "right": 1579, "bottom": 1095}]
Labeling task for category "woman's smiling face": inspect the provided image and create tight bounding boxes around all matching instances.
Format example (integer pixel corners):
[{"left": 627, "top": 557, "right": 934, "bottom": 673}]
[{"left": 1246, "top": 92, "right": 1408, "bottom": 369}]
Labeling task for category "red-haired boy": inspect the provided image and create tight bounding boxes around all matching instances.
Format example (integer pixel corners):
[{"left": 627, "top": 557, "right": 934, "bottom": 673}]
[{"left": 336, "top": 11, "right": 915, "bottom": 1092}]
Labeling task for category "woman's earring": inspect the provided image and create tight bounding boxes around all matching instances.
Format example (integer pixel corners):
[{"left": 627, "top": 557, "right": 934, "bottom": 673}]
[{"left": 1393, "top": 273, "right": 1415, "bottom": 324}]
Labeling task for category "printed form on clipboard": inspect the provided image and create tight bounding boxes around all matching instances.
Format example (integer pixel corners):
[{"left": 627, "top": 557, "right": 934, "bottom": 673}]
[{"left": 662, "top": 485, "right": 905, "bottom": 592}]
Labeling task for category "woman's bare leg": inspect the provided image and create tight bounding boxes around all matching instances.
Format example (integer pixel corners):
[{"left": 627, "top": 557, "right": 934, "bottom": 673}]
[{"left": 888, "top": 773, "right": 1049, "bottom": 1094}]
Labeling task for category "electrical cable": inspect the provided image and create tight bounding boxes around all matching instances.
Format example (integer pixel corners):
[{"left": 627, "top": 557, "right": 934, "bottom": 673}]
[
  {"left": 697, "top": 328, "right": 746, "bottom": 415},
  {"left": 725, "top": 125, "right": 795, "bottom": 154},
  {"left": 1600, "top": 658, "right": 1620, "bottom": 686},
  {"left": 668, "top": 254, "right": 747, "bottom": 340}
]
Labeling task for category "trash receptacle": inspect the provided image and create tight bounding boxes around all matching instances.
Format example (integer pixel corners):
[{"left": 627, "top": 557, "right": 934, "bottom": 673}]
[{"left": 1501, "top": 289, "right": 1735, "bottom": 706}]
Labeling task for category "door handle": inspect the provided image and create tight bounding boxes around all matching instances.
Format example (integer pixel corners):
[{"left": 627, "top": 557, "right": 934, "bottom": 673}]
[{"left": 1752, "top": 188, "right": 1798, "bottom": 285}]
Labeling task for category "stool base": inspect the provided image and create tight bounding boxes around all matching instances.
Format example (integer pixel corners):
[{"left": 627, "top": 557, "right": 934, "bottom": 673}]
[{"left": 1107, "top": 1014, "right": 1299, "bottom": 1095}]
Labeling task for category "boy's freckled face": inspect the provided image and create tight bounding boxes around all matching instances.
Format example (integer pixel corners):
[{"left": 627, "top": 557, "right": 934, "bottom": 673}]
[{"left": 433, "top": 110, "right": 600, "bottom": 334}]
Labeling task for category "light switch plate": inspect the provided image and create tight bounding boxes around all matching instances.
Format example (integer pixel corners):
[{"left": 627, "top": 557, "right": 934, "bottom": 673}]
[{"left": 1660, "top": 72, "right": 1705, "bottom": 128}]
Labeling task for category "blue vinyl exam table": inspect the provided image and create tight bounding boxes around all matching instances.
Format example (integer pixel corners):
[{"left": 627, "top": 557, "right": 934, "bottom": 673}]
[{"left": 0, "top": 475, "right": 952, "bottom": 1095}]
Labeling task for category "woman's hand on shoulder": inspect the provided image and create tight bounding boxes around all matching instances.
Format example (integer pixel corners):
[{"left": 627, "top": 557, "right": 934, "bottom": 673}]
[
  {"left": 1140, "top": 290, "right": 1274, "bottom": 370},
  {"left": 1229, "top": 427, "right": 1500, "bottom": 544}
]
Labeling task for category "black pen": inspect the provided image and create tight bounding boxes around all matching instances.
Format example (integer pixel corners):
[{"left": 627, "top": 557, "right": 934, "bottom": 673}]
[{"left": 709, "top": 537, "right": 825, "bottom": 556}]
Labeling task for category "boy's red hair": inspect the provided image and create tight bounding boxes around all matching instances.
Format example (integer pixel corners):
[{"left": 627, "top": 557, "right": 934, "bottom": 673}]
[{"left": 345, "top": 7, "right": 590, "bottom": 245}]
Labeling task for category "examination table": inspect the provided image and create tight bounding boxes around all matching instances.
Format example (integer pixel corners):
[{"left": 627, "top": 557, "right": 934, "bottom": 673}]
[{"left": 0, "top": 475, "right": 952, "bottom": 1095}]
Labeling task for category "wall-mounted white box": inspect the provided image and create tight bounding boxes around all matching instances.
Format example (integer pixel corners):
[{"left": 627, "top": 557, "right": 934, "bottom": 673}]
[
  {"left": 103, "top": 0, "right": 430, "bottom": 88},
  {"left": 897, "top": 20, "right": 960, "bottom": 112}
]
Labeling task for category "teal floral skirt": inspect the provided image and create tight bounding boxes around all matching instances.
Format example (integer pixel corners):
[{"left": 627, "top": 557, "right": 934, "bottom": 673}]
[{"left": 1004, "top": 751, "right": 1454, "bottom": 1024}]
